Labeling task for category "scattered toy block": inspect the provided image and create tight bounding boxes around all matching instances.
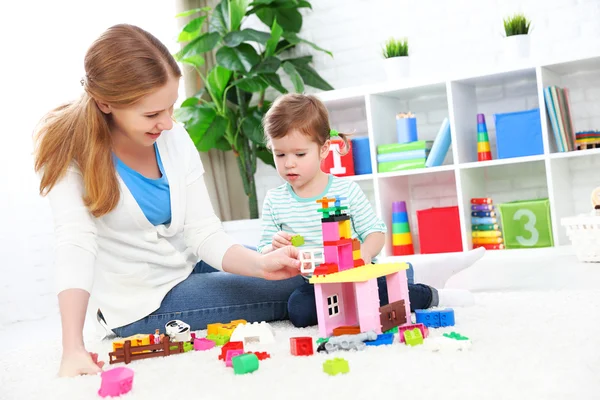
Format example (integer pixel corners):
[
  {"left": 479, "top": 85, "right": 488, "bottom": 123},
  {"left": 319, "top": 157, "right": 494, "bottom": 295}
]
[
  {"left": 398, "top": 323, "right": 429, "bottom": 343},
  {"left": 230, "top": 321, "right": 276, "bottom": 344},
  {"left": 439, "top": 309, "right": 455, "bottom": 327},
  {"left": 415, "top": 308, "right": 455, "bottom": 328},
  {"left": 250, "top": 351, "right": 270, "bottom": 360},
  {"left": 194, "top": 338, "right": 215, "bottom": 351},
  {"left": 365, "top": 333, "right": 394, "bottom": 346},
  {"left": 206, "top": 334, "right": 230, "bottom": 346},
  {"left": 323, "top": 358, "right": 349, "bottom": 376},
  {"left": 219, "top": 341, "right": 244, "bottom": 360},
  {"left": 403, "top": 328, "right": 424, "bottom": 346},
  {"left": 232, "top": 353, "right": 259, "bottom": 375},
  {"left": 333, "top": 326, "right": 361, "bottom": 336},
  {"left": 316, "top": 337, "right": 329, "bottom": 345},
  {"left": 443, "top": 332, "right": 469, "bottom": 341},
  {"left": 290, "top": 337, "right": 314, "bottom": 356},
  {"left": 291, "top": 235, "right": 305, "bottom": 247},
  {"left": 183, "top": 342, "right": 194, "bottom": 352},
  {"left": 98, "top": 367, "right": 134, "bottom": 398},
  {"left": 226, "top": 349, "right": 245, "bottom": 367}
]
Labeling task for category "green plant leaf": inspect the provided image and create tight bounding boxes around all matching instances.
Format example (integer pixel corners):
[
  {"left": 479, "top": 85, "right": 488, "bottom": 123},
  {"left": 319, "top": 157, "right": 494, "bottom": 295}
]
[
  {"left": 230, "top": 0, "right": 250, "bottom": 32},
  {"left": 287, "top": 59, "right": 333, "bottom": 91},
  {"left": 242, "top": 109, "right": 266, "bottom": 144},
  {"left": 179, "top": 54, "right": 206, "bottom": 69},
  {"left": 215, "top": 137, "right": 232, "bottom": 151},
  {"left": 256, "top": 147, "right": 275, "bottom": 167},
  {"left": 265, "top": 18, "right": 283, "bottom": 58},
  {"left": 174, "top": 104, "right": 217, "bottom": 145},
  {"left": 223, "top": 29, "right": 271, "bottom": 47},
  {"left": 282, "top": 61, "right": 304, "bottom": 93},
  {"left": 283, "top": 55, "right": 312, "bottom": 66},
  {"left": 206, "top": 66, "right": 232, "bottom": 110},
  {"left": 177, "top": 16, "right": 207, "bottom": 42},
  {"left": 250, "top": 57, "right": 281, "bottom": 74},
  {"left": 197, "top": 114, "right": 229, "bottom": 151},
  {"left": 283, "top": 32, "right": 332, "bottom": 56},
  {"left": 216, "top": 44, "right": 261, "bottom": 73},
  {"left": 256, "top": 7, "right": 302, "bottom": 33},
  {"left": 180, "top": 96, "right": 201, "bottom": 107},
  {"left": 297, "top": 1, "right": 312, "bottom": 9},
  {"left": 175, "top": 7, "right": 210, "bottom": 18},
  {"left": 235, "top": 76, "right": 269, "bottom": 92},
  {"left": 176, "top": 32, "right": 220, "bottom": 62},
  {"left": 209, "top": 1, "right": 229, "bottom": 36},
  {"left": 261, "top": 73, "right": 288, "bottom": 94}
]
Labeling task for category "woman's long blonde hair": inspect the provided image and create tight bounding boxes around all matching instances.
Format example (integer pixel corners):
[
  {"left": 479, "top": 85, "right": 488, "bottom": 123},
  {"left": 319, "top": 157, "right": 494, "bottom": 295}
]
[{"left": 34, "top": 24, "right": 182, "bottom": 217}]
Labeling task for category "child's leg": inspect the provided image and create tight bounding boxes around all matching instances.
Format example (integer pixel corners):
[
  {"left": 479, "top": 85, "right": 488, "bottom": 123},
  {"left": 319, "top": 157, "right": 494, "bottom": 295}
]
[
  {"left": 412, "top": 247, "right": 485, "bottom": 288},
  {"left": 287, "top": 281, "right": 318, "bottom": 328}
]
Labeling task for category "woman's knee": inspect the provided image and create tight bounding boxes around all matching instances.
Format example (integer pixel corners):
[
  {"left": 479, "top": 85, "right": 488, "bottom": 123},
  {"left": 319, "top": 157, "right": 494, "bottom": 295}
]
[{"left": 287, "top": 284, "right": 317, "bottom": 328}]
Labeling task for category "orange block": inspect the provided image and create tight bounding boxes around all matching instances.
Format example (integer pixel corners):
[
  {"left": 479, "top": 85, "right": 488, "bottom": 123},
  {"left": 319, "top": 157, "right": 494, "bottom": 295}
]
[{"left": 333, "top": 326, "right": 361, "bottom": 336}]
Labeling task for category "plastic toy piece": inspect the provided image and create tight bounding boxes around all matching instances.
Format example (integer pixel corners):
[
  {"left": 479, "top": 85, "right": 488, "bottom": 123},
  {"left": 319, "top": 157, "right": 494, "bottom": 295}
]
[
  {"left": 165, "top": 319, "right": 192, "bottom": 342},
  {"left": 477, "top": 113, "right": 492, "bottom": 161},
  {"left": 443, "top": 332, "right": 469, "bottom": 341},
  {"left": 364, "top": 333, "right": 394, "bottom": 346},
  {"left": 403, "top": 328, "right": 424, "bottom": 346},
  {"left": 206, "top": 334, "right": 230, "bottom": 346},
  {"left": 109, "top": 339, "right": 184, "bottom": 365},
  {"left": 290, "top": 337, "right": 314, "bottom": 356},
  {"left": 324, "top": 330, "right": 377, "bottom": 352},
  {"left": 98, "top": 367, "right": 134, "bottom": 398},
  {"left": 316, "top": 337, "right": 329, "bottom": 345},
  {"left": 333, "top": 326, "right": 361, "bottom": 336},
  {"left": 398, "top": 323, "right": 429, "bottom": 343},
  {"left": 323, "top": 358, "right": 350, "bottom": 376},
  {"left": 183, "top": 342, "right": 194, "bottom": 352},
  {"left": 392, "top": 201, "right": 415, "bottom": 256},
  {"left": 112, "top": 334, "right": 152, "bottom": 352},
  {"left": 219, "top": 341, "right": 244, "bottom": 360},
  {"left": 250, "top": 351, "right": 271, "bottom": 360},
  {"left": 207, "top": 320, "right": 247, "bottom": 336},
  {"left": 291, "top": 235, "right": 304, "bottom": 247},
  {"left": 230, "top": 321, "right": 275, "bottom": 344},
  {"left": 415, "top": 308, "right": 455, "bottom": 328},
  {"left": 194, "top": 338, "right": 215, "bottom": 351},
  {"left": 232, "top": 353, "right": 259, "bottom": 375},
  {"left": 379, "top": 300, "right": 407, "bottom": 332},
  {"left": 226, "top": 349, "right": 245, "bottom": 367}
]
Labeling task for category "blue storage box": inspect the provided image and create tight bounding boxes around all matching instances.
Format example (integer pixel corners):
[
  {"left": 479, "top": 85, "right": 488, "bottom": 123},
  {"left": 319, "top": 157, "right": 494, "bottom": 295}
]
[{"left": 494, "top": 108, "right": 543, "bottom": 159}]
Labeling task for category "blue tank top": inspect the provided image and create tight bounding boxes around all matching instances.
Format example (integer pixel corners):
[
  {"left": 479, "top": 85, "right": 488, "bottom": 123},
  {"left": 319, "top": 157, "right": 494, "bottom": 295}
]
[{"left": 114, "top": 144, "right": 172, "bottom": 226}]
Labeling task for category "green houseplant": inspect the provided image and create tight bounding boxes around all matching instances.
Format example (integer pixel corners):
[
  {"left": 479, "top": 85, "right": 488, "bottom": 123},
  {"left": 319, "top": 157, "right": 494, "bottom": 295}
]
[
  {"left": 173, "top": 0, "right": 333, "bottom": 219},
  {"left": 382, "top": 37, "right": 410, "bottom": 80},
  {"left": 503, "top": 13, "right": 531, "bottom": 59}
]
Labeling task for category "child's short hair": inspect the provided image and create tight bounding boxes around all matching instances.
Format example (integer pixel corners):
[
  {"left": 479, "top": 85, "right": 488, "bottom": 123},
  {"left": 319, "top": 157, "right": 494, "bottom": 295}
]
[{"left": 262, "top": 93, "right": 351, "bottom": 153}]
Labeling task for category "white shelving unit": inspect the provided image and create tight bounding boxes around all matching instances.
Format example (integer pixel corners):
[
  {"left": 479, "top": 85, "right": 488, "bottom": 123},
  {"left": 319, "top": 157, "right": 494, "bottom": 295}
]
[{"left": 316, "top": 53, "right": 600, "bottom": 258}]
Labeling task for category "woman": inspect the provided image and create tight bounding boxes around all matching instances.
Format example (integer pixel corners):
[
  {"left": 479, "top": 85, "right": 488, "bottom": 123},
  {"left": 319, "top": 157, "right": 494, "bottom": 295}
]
[{"left": 33, "top": 24, "right": 305, "bottom": 377}]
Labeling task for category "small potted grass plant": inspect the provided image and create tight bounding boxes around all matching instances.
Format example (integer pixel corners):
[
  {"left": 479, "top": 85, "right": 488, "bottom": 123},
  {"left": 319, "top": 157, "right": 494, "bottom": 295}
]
[
  {"left": 503, "top": 13, "right": 531, "bottom": 59},
  {"left": 382, "top": 37, "right": 410, "bottom": 80}
]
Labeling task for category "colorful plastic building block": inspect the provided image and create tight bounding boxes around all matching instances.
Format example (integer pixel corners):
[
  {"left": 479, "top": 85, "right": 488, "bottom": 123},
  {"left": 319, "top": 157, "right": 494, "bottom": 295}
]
[
  {"left": 206, "top": 334, "right": 230, "bottom": 346},
  {"left": 323, "top": 358, "right": 349, "bottom": 376},
  {"left": 398, "top": 323, "right": 429, "bottom": 343},
  {"left": 250, "top": 351, "right": 271, "bottom": 360},
  {"left": 324, "top": 331, "right": 377, "bottom": 352},
  {"left": 290, "top": 337, "right": 314, "bottom": 356},
  {"left": 193, "top": 337, "right": 215, "bottom": 351},
  {"left": 333, "top": 326, "right": 361, "bottom": 336},
  {"left": 364, "top": 333, "right": 394, "bottom": 346},
  {"left": 219, "top": 341, "right": 244, "bottom": 360},
  {"left": 226, "top": 349, "right": 245, "bottom": 367},
  {"left": 232, "top": 353, "right": 259, "bottom": 375},
  {"left": 477, "top": 113, "right": 492, "bottom": 161},
  {"left": 443, "top": 332, "right": 469, "bottom": 341},
  {"left": 415, "top": 308, "right": 455, "bottom": 328},
  {"left": 403, "top": 328, "right": 424, "bottom": 346},
  {"left": 291, "top": 235, "right": 305, "bottom": 247},
  {"left": 230, "top": 321, "right": 275, "bottom": 344},
  {"left": 98, "top": 367, "right": 134, "bottom": 398},
  {"left": 183, "top": 342, "right": 194, "bottom": 352},
  {"left": 392, "top": 201, "right": 415, "bottom": 256}
]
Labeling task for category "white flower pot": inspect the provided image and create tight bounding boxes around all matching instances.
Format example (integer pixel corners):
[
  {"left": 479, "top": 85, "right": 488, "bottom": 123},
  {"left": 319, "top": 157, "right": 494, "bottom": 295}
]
[
  {"left": 504, "top": 34, "right": 530, "bottom": 60},
  {"left": 383, "top": 56, "right": 410, "bottom": 81}
]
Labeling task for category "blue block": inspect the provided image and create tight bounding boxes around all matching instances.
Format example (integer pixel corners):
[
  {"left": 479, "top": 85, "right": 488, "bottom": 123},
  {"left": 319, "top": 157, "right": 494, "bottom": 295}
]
[
  {"left": 365, "top": 333, "right": 395, "bottom": 346},
  {"left": 494, "top": 108, "right": 543, "bottom": 159},
  {"left": 351, "top": 137, "right": 372, "bottom": 175},
  {"left": 415, "top": 309, "right": 440, "bottom": 328},
  {"left": 392, "top": 212, "right": 409, "bottom": 223},
  {"left": 439, "top": 309, "right": 455, "bottom": 327}
]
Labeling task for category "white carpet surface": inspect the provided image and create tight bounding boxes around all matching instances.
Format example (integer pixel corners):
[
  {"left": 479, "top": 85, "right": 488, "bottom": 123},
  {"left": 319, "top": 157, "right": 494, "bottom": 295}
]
[{"left": 3, "top": 247, "right": 600, "bottom": 400}]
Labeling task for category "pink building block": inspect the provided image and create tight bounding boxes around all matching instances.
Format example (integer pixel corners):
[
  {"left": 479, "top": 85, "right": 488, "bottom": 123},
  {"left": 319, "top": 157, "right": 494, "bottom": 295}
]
[
  {"left": 314, "top": 282, "right": 347, "bottom": 337},
  {"left": 354, "top": 279, "right": 383, "bottom": 334},
  {"left": 385, "top": 271, "right": 411, "bottom": 326},
  {"left": 337, "top": 243, "right": 354, "bottom": 271},
  {"left": 226, "top": 349, "right": 245, "bottom": 367},
  {"left": 98, "top": 367, "right": 134, "bottom": 398},
  {"left": 194, "top": 337, "right": 215, "bottom": 351},
  {"left": 322, "top": 222, "right": 340, "bottom": 242},
  {"left": 398, "top": 323, "right": 429, "bottom": 343},
  {"left": 324, "top": 245, "right": 339, "bottom": 266}
]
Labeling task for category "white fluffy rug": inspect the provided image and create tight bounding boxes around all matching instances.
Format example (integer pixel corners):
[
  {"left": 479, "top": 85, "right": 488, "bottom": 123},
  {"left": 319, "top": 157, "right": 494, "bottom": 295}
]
[{"left": 3, "top": 247, "right": 600, "bottom": 400}]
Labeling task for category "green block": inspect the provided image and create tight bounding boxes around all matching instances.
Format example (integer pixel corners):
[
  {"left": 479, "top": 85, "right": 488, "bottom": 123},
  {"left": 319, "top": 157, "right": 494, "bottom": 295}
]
[
  {"left": 498, "top": 198, "right": 553, "bottom": 249},
  {"left": 183, "top": 341, "right": 194, "bottom": 352},
  {"left": 403, "top": 328, "right": 423, "bottom": 346},
  {"left": 443, "top": 331, "right": 469, "bottom": 341},
  {"left": 323, "top": 358, "right": 349, "bottom": 376},
  {"left": 384, "top": 326, "right": 399, "bottom": 334},
  {"left": 392, "top": 222, "right": 411, "bottom": 234},
  {"left": 477, "top": 132, "right": 489, "bottom": 141},
  {"left": 291, "top": 235, "right": 305, "bottom": 247},
  {"left": 207, "top": 334, "right": 230, "bottom": 346},
  {"left": 232, "top": 353, "right": 259, "bottom": 375},
  {"left": 316, "top": 337, "right": 329, "bottom": 345}
]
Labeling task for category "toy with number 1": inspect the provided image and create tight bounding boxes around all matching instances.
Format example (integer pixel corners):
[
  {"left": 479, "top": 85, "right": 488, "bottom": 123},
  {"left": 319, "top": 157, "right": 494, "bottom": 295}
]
[{"left": 321, "top": 129, "right": 355, "bottom": 177}]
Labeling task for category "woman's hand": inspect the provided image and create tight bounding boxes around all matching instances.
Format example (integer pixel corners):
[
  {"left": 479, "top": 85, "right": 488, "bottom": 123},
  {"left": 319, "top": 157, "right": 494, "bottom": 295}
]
[
  {"left": 59, "top": 347, "right": 104, "bottom": 377},
  {"left": 259, "top": 245, "right": 301, "bottom": 280}
]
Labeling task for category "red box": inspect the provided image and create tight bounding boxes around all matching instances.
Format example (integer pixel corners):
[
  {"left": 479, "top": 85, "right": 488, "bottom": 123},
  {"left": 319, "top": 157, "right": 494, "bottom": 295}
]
[
  {"left": 321, "top": 138, "right": 355, "bottom": 177},
  {"left": 416, "top": 206, "right": 463, "bottom": 254}
]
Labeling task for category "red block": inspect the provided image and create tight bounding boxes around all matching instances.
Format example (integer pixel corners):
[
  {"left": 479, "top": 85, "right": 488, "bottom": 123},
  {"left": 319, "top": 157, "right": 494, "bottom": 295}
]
[
  {"left": 321, "top": 138, "right": 355, "bottom": 177},
  {"left": 218, "top": 341, "right": 244, "bottom": 360},
  {"left": 392, "top": 243, "right": 414, "bottom": 256},
  {"left": 290, "top": 337, "right": 314, "bottom": 356},
  {"left": 416, "top": 206, "right": 462, "bottom": 254}
]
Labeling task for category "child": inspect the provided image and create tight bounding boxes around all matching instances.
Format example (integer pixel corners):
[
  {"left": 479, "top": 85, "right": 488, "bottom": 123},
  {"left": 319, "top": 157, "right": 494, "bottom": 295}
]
[{"left": 258, "top": 93, "right": 483, "bottom": 328}]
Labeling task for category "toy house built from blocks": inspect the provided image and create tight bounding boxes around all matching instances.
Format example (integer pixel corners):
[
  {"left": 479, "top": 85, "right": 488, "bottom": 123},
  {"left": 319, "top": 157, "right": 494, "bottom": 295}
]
[{"left": 301, "top": 196, "right": 412, "bottom": 337}]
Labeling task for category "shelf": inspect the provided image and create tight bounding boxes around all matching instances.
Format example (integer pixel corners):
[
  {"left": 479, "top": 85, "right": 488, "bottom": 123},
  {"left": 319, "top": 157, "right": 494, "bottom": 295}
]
[{"left": 309, "top": 53, "right": 600, "bottom": 257}]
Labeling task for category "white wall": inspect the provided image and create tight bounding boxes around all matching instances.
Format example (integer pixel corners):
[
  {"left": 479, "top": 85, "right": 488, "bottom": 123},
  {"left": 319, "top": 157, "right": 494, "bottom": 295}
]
[{"left": 0, "top": 1, "right": 181, "bottom": 329}]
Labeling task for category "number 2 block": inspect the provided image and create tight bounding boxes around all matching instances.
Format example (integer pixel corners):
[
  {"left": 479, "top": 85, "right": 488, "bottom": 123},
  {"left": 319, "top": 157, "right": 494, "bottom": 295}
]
[{"left": 498, "top": 198, "right": 553, "bottom": 249}]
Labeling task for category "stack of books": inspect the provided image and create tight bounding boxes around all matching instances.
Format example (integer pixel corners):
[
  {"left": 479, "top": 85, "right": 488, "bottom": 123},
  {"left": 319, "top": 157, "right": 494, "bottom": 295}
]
[
  {"left": 543, "top": 85, "right": 576, "bottom": 152},
  {"left": 376, "top": 140, "right": 432, "bottom": 173}
]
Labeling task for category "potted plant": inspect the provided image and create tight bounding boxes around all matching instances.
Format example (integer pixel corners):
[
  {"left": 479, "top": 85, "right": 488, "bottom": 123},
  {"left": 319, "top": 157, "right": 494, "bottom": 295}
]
[
  {"left": 382, "top": 37, "right": 409, "bottom": 80},
  {"left": 503, "top": 13, "right": 531, "bottom": 60},
  {"left": 173, "top": 1, "right": 333, "bottom": 219}
]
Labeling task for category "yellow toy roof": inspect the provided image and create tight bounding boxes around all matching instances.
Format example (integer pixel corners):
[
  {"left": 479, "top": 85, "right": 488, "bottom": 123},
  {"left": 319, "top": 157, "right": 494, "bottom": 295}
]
[{"left": 308, "top": 262, "right": 409, "bottom": 284}]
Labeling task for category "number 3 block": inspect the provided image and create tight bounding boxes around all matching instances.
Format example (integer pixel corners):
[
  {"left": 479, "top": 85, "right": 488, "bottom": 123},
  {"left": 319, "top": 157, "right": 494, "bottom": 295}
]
[{"left": 498, "top": 198, "right": 554, "bottom": 249}]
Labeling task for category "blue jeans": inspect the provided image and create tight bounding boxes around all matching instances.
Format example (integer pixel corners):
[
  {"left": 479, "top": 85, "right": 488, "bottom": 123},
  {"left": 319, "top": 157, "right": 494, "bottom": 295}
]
[{"left": 111, "top": 261, "right": 305, "bottom": 338}]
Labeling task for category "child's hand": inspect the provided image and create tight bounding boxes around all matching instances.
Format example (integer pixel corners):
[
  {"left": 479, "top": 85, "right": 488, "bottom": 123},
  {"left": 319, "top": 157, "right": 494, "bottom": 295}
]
[
  {"left": 272, "top": 231, "right": 292, "bottom": 249},
  {"left": 59, "top": 347, "right": 104, "bottom": 377}
]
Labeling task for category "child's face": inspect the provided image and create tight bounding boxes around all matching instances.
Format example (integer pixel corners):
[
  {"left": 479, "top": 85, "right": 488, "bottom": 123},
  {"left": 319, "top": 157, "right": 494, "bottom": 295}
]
[
  {"left": 271, "top": 129, "right": 329, "bottom": 189},
  {"left": 97, "top": 76, "right": 179, "bottom": 148}
]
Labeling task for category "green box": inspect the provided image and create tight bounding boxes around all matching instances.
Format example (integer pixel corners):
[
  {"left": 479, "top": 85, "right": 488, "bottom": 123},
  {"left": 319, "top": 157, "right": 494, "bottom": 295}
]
[{"left": 498, "top": 198, "right": 553, "bottom": 249}]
